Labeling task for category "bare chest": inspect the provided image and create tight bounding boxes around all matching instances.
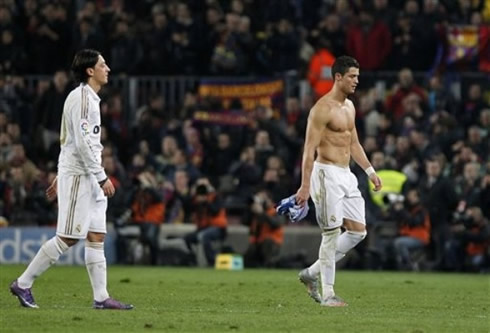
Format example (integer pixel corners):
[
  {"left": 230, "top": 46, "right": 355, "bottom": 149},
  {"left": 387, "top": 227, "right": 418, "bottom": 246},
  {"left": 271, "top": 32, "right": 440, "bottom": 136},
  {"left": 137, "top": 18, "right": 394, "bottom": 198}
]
[{"left": 326, "top": 107, "right": 354, "bottom": 133}]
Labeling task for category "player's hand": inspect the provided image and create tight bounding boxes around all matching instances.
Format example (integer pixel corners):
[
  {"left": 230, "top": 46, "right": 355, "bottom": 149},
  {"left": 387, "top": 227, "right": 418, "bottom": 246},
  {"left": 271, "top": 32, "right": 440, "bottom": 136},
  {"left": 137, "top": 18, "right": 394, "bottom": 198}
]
[
  {"left": 46, "top": 177, "right": 57, "bottom": 201},
  {"left": 369, "top": 173, "right": 382, "bottom": 192},
  {"left": 295, "top": 186, "right": 310, "bottom": 206},
  {"left": 101, "top": 178, "right": 115, "bottom": 197}
]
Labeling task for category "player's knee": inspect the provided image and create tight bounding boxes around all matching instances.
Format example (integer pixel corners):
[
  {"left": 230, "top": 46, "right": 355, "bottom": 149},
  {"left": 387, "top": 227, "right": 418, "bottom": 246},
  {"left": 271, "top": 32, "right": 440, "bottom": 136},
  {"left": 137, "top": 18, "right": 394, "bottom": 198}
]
[
  {"left": 343, "top": 219, "right": 366, "bottom": 233},
  {"left": 87, "top": 232, "right": 105, "bottom": 243},
  {"left": 85, "top": 240, "right": 104, "bottom": 250},
  {"left": 347, "top": 230, "right": 367, "bottom": 240},
  {"left": 58, "top": 236, "right": 79, "bottom": 247}
]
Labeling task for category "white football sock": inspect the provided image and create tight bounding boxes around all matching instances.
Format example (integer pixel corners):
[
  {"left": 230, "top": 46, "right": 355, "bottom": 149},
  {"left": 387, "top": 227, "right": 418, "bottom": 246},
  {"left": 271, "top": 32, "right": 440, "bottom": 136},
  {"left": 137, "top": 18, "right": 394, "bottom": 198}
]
[
  {"left": 85, "top": 241, "right": 109, "bottom": 302},
  {"left": 308, "top": 230, "right": 367, "bottom": 276},
  {"left": 335, "top": 230, "right": 367, "bottom": 262},
  {"left": 18, "top": 236, "right": 70, "bottom": 288},
  {"left": 319, "top": 228, "right": 340, "bottom": 300}
]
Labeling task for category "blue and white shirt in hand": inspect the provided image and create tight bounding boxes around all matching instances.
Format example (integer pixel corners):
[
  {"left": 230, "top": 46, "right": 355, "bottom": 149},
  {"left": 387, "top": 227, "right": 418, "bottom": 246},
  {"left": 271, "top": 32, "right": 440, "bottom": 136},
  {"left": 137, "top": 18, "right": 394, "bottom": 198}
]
[
  {"left": 58, "top": 83, "right": 107, "bottom": 183},
  {"left": 276, "top": 195, "right": 309, "bottom": 223}
]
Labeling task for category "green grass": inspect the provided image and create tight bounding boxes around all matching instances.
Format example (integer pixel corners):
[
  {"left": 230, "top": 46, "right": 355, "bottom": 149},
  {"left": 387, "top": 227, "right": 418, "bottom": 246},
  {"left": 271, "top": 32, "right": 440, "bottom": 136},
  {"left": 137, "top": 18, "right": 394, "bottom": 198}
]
[{"left": 0, "top": 265, "right": 489, "bottom": 332}]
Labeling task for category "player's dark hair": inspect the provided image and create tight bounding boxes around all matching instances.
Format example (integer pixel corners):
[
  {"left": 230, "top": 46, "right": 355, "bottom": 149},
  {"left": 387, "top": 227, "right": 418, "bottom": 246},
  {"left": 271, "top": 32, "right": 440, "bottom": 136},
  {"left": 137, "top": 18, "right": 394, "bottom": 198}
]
[
  {"left": 332, "top": 56, "right": 359, "bottom": 77},
  {"left": 71, "top": 49, "right": 100, "bottom": 83}
]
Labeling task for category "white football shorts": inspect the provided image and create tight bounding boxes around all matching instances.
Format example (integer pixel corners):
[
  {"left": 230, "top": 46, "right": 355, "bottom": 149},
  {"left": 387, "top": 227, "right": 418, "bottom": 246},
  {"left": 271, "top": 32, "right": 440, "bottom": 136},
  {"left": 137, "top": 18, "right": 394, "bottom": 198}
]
[
  {"left": 56, "top": 173, "right": 107, "bottom": 239},
  {"left": 310, "top": 161, "right": 365, "bottom": 230}
]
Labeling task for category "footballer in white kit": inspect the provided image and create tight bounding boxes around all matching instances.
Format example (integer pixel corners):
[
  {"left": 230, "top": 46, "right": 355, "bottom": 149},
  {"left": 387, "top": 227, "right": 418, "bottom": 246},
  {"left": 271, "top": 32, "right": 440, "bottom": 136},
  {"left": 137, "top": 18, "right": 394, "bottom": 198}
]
[
  {"left": 10, "top": 49, "right": 133, "bottom": 310},
  {"left": 56, "top": 82, "right": 108, "bottom": 239}
]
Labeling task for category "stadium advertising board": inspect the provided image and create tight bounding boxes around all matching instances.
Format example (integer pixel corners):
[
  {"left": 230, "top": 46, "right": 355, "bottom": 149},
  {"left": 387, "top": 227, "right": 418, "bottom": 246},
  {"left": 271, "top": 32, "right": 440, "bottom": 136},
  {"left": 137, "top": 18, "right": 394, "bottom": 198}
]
[{"left": 0, "top": 227, "right": 116, "bottom": 265}]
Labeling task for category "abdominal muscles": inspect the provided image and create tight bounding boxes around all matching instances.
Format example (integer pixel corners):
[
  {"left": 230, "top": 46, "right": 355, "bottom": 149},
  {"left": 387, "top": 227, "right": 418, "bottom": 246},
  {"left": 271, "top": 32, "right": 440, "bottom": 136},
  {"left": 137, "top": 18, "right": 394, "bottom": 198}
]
[{"left": 316, "top": 129, "right": 351, "bottom": 166}]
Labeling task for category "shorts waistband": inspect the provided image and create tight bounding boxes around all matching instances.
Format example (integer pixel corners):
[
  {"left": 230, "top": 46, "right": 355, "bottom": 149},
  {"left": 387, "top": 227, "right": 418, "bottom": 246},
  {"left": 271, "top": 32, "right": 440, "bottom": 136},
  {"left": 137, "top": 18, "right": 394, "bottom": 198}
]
[{"left": 313, "top": 161, "right": 350, "bottom": 172}]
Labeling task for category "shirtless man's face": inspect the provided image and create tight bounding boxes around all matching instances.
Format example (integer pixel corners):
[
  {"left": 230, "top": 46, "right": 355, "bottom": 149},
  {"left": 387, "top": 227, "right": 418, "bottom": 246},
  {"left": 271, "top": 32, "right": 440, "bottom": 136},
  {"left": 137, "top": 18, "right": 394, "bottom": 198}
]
[{"left": 336, "top": 67, "right": 359, "bottom": 95}]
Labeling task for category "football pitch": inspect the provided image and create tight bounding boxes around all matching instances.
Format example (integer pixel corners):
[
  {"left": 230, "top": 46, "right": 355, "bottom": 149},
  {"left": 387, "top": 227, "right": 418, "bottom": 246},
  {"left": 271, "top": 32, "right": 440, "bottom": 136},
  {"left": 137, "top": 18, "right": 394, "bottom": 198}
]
[{"left": 0, "top": 265, "right": 488, "bottom": 332}]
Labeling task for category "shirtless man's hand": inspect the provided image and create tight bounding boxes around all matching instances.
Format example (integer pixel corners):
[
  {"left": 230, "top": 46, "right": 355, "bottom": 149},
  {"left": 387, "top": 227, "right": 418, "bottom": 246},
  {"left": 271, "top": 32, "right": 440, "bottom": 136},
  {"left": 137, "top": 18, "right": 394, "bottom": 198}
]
[
  {"left": 295, "top": 186, "right": 310, "bottom": 206},
  {"left": 369, "top": 173, "right": 382, "bottom": 192}
]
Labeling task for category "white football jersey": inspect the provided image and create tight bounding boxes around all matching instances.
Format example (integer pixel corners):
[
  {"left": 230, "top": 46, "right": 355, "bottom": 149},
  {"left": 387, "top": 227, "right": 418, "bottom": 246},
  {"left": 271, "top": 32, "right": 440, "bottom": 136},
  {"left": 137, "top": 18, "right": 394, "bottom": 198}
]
[{"left": 58, "top": 83, "right": 107, "bottom": 183}]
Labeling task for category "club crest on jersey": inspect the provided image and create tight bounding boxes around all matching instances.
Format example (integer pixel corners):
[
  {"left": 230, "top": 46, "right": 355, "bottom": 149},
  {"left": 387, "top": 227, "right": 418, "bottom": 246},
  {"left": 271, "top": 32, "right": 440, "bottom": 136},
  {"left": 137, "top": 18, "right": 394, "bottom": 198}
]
[{"left": 81, "top": 120, "right": 90, "bottom": 136}]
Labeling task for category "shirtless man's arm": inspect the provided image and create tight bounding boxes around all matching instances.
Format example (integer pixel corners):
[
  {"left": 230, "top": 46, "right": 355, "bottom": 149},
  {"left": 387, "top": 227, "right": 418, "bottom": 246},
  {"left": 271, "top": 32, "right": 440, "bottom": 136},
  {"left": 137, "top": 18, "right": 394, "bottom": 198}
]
[
  {"left": 296, "top": 102, "right": 328, "bottom": 205},
  {"left": 350, "top": 122, "right": 382, "bottom": 191}
]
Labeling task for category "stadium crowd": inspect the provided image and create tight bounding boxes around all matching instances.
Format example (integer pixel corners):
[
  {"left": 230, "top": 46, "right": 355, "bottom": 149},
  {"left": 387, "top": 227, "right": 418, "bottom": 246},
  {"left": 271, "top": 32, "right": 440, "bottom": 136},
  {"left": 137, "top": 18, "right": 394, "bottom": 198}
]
[
  {"left": 1, "top": 0, "right": 490, "bottom": 75},
  {"left": 0, "top": 0, "right": 489, "bottom": 272}
]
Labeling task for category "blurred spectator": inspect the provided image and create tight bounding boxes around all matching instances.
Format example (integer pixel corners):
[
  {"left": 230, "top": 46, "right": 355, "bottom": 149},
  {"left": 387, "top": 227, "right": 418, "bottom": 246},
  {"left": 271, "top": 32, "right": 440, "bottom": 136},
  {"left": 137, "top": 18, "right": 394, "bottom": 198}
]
[
  {"left": 346, "top": 7, "right": 392, "bottom": 70},
  {"left": 415, "top": 0, "right": 442, "bottom": 70},
  {"left": 0, "top": 29, "right": 27, "bottom": 74},
  {"left": 400, "top": 93, "right": 425, "bottom": 124},
  {"left": 155, "top": 135, "right": 179, "bottom": 174},
  {"left": 466, "top": 125, "right": 487, "bottom": 158},
  {"left": 254, "top": 129, "right": 274, "bottom": 171},
  {"left": 389, "top": 188, "right": 431, "bottom": 270},
  {"left": 0, "top": 130, "right": 12, "bottom": 165},
  {"left": 264, "top": 18, "right": 299, "bottom": 73},
  {"left": 34, "top": 70, "right": 71, "bottom": 153},
  {"left": 243, "top": 189, "right": 285, "bottom": 267},
  {"left": 227, "top": 146, "right": 261, "bottom": 208},
  {"left": 389, "top": 12, "right": 426, "bottom": 70},
  {"left": 363, "top": 136, "right": 380, "bottom": 157},
  {"left": 418, "top": 156, "right": 459, "bottom": 266},
  {"left": 133, "top": 94, "right": 168, "bottom": 150},
  {"left": 72, "top": 17, "right": 104, "bottom": 56},
  {"left": 386, "top": 68, "right": 427, "bottom": 120},
  {"left": 183, "top": 126, "right": 204, "bottom": 169},
  {"left": 162, "top": 148, "right": 200, "bottom": 184},
  {"left": 261, "top": 154, "right": 291, "bottom": 202},
  {"left": 313, "top": 13, "right": 346, "bottom": 57},
  {"left": 372, "top": 0, "right": 398, "bottom": 31},
  {"left": 184, "top": 177, "right": 227, "bottom": 266},
  {"left": 5, "top": 143, "right": 40, "bottom": 186},
  {"left": 116, "top": 171, "right": 166, "bottom": 265},
  {"left": 393, "top": 136, "right": 414, "bottom": 170},
  {"left": 32, "top": 3, "right": 70, "bottom": 74},
  {"left": 480, "top": 165, "right": 490, "bottom": 219},
  {"left": 102, "top": 153, "right": 128, "bottom": 223},
  {"left": 204, "top": 132, "right": 237, "bottom": 184},
  {"left": 307, "top": 39, "right": 335, "bottom": 99},
  {"left": 451, "top": 144, "right": 479, "bottom": 176},
  {"left": 171, "top": 168, "right": 193, "bottom": 223},
  {"left": 210, "top": 13, "right": 253, "bottom": 75},
  {"left": 1, "top": 165, "right": 45, "bottom": 225},
  {"left": 409, "top": 129, "right": 439, "bottom": 163},
  {"left": 109, "top": 19, "right": 143, "bottom": 74},
  {"left": 100, "top": 93, "right": 129, "bottom": 156},
  {"left": 0, "top": 76, "right": 32, "bottom": 133},
  {"left": 168, "top": 2, "right": 201, "bottom": 75},
  {"left": 455, "top": 162, "right": 482, "bottom": 208},
  {"left": 427, "top": 74, "right": 458, "bottom": 116},
  {"left": 144, "top": 9, "right": 171, "bottom": 75},
  {"left": 443, "top": 206, "right": 489, "bottom": 272},
  {"left": 459, "top": 83, "right": 489, "bottom": 127}
]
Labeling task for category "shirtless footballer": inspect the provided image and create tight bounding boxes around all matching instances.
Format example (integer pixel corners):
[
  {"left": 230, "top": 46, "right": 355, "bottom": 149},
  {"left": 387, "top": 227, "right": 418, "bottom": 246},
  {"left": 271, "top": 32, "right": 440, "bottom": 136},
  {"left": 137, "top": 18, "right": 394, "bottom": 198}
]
[{"left": 295, "top": 56, "right": 382, "bottom": 307}]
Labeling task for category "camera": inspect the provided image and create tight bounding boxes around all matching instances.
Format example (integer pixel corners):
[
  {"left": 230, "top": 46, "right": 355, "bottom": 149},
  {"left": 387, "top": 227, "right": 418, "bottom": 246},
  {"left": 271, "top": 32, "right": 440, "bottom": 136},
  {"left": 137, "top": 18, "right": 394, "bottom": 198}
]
[
  {"left": 454, "top": 212, "right": 475, "bottom": 228},
  {"left": 383, "top": 193, "right": 405, "bottom": 205},
  {"left": 195, "top": 184, "right": 209, "bottom": 195}
]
